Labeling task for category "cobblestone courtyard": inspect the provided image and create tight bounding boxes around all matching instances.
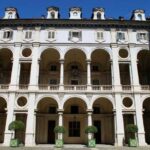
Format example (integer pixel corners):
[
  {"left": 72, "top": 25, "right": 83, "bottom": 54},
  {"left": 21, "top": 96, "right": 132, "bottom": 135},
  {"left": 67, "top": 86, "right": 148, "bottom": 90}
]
[{"left": 0, "top": 145, "right": 150, "bottom": 150}]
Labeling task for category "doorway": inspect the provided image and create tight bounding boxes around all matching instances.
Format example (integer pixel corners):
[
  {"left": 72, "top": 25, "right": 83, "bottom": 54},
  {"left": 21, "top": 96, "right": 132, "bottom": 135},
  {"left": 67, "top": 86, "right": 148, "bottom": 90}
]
[
  {"left": 94, "top": 121, "right": 101, "bottom": 144},
  {"left": 48, "top": 120, "right": 55, "bottom": 144}
]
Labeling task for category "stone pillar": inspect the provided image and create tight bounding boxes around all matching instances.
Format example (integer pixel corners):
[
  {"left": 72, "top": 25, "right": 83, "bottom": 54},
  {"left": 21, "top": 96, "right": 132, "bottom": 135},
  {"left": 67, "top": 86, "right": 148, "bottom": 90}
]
[
  {"left": 113, "top": 112, "right": 117, "bottom": 146},
  {"left": 58, "top": 110, "right": 63, "bottom": 140},
  {"left": 115, "top": 94, "right": 124, "bottom": 146},
  {"left": 134, "top": 94, "right": 147, "bottom": 146},
  {"left": 129, "top": 45, "right": 140, "bottom": 91},
  {"left": 3, "top": 93, "right": 16, "bottom": 146},
  {"left": 111, "top": 44, "right": 121, "bottom": 91},
  {"left": 87, "top": 110, "right": 93, "bottom": 139},
  {"left": 59, "top": 59, "right": 64, "bottom": 90},
  {"left": 25, "top": 93, "right": 36, "bottom": 146},
  {"left": 87, "top": 59, "right": 91, "bottom": 90},
  {"left": 29, "top": 44, "right": 40, "bottom": 90},
  {"left": 9, "top": 44, "right": 21, "bottom": 90}
]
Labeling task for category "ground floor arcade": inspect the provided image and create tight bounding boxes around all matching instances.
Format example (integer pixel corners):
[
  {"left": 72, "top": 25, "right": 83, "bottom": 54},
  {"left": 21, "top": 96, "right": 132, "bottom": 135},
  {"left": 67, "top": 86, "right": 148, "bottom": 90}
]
[{"left": 0, "top": 94, "right": 150, "bottom": 147}]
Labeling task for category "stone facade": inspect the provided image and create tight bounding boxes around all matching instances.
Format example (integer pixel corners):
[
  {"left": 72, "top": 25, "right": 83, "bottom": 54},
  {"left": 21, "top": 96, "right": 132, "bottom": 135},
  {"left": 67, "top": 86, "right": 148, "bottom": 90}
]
[{"left": 0, "top": 7, "right": 150, "bottom": 147}]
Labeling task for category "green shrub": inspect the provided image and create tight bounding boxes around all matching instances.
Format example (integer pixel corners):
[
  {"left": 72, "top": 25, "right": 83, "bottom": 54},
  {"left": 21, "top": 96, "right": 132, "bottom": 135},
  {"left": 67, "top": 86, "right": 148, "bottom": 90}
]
[
  {"left": 126, "top": 124, "right": 138, "bottom": 133},
  {"left": 85, "top": 126, "right": 98, "bottom": 134},
  {"left": 54, "top": 126, "right": 65, "bottom": 133},
  {"left": 8, "top": 120, "right": 25, "bottom": 131}
]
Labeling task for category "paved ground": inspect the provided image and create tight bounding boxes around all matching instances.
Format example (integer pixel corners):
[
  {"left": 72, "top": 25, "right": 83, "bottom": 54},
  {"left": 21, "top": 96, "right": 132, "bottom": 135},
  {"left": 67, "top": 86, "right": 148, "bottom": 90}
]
[{"left": 0, "top": 145, "right": 150, "bottom": 150}]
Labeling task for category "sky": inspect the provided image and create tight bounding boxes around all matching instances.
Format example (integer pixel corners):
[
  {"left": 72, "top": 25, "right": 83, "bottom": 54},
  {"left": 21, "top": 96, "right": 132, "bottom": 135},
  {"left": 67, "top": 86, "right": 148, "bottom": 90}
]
[{"left": 0, "top": 0, "right": 149, "bottom": 19}]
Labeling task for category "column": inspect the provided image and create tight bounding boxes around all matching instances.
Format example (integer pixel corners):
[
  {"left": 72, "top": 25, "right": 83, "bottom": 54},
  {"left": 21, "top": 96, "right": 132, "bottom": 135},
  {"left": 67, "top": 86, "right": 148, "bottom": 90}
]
[
  {"left": 87, "top": 110, "right": 93, "bottom": 139},
  {"left": 134, "top": 94, "right": 147, "bottom": 146},
  {"left": 3, "top": 93, "right": 16, "bottom": 146},
  {"left": 58, "top": 110, "right": 63, "bottom": 140},
  {"left": 9, "top": 44, "right": 21, "bottom": 90},
  {"left": 29, "top": 44, "right": 40, "bottom": 90},
  {"left": 111, "top": 44, "right": 121, "bottom": 91},
  {"left": 87, "top": 59, "right": 91, "bottom": 90},
  {"left": 25, "top": 93, "right": 36, "bottom": 146},
  {"left": 130, "top": 45, "right": 140, "bottom": 91},
  {"left": 115, "top": 94, "right": 124, "bottom": 146},
  {"left": 113, "top": 112, "right": 117, "bottom": 146},
  {"left": 59, "top": 59, "right": 64, "bottom": 90}
]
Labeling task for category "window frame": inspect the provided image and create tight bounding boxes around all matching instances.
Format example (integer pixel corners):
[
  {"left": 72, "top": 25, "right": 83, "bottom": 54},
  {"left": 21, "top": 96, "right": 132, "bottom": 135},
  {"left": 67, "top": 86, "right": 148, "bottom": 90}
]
[
  {"left": 137, "top": 32, "right": 149, "bottom": 42},
  {"left": 117, "top": 32, "right": 126, "bottom": 42},
  {"left": 69, "top": 121, "right": 80, "bottom": 137},
  {"left": 69, "top": 30, "right": 82, "bottom": 42},
  {"left": 3, "top": 30, "right": 13, "bottom": 40},
  {"left": 46, "top": 29, "right": 56, "bottom": 42}
]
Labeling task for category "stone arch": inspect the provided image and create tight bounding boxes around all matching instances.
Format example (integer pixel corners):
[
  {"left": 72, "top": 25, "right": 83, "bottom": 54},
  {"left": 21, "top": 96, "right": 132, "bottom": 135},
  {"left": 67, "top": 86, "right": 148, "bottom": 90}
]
[
  {"left": 90, "top": 47, "right": 112, "bottom": 60},
  {"left": 142, "top": 97, "right": 150, "bottom": 144},
  {"left": 62, "top": 95, "right": 89, "bottom": 109},
  {"left": 91, "top": 95, "right": 114, "bottom": 109},
  {"left": 137, "top": 49, "right": 150, "bottom": 85},
  {"left": 35, "top": 95, "right": 60, "bottom": 109},
  {"left": 0, "top": 96, "right": 7, "bottom": 143},
  {"left": 64, "top": 47, "right": 87, "bottom": 59},
  {"left": 39, "top": 46, "right": 62, "bottom": 59}
]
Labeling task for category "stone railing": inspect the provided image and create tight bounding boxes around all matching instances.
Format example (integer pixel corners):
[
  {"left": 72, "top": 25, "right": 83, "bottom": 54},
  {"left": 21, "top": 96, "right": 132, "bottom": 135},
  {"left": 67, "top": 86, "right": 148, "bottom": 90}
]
[
  {"left": 141, "top": 85, "right": 150, "bottom": 91},
  {"left": 38, "top": 84, "right": 59, "bottom": 90},
  {"left": 92, "top": 85, "right": 113, "bottom": 91},
  {"left": 0, "top": 84, "right": 9, "bottom": 90},
  {"left": 64, "top": 85, "right": 87, "bottom": 91},
  {"left": 19, "top": 84, "right": 28, "bottom": 90},
  {"left": 122, "top": 85, "right": 132, "bottom": 91}
]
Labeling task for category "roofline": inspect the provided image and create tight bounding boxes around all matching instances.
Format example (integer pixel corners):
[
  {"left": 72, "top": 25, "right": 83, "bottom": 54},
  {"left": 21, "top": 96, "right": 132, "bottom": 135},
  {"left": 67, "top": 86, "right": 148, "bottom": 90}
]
[{"left": 0, "top": 19, "right": 149, "bottom": 29}]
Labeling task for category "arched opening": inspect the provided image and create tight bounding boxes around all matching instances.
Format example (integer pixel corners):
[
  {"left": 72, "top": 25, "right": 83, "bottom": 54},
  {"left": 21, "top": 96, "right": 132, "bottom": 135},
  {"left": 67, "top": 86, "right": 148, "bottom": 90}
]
[
  {"left": 39, "top": 49, "right": 60, "bottom": 89},
  {"left": 63, "top": 98, "right": 87, "bottom": 144},
  {"left": 0, "top": 97, "right": 7, "bottom": 143},
  {"left": 97, "top": 12, "right": 101, "bottom": 20},
  {"left": 51, "top": 12, "right": 55, "bottom": 19},
  {"left": 122, "top": 97, "right": 135, "bottom": 144},
  {"left": 36, "top": 97, "right": 58, "bottom": 144},
  {"left": 137, "top": 14, "right": 142, "bottom": 20},
  {"left": 0, "top": 49, "right": 12, "bottom": 86},
  {"left": 92, "top": 98, "right": 114, "bottom": 144},
  {"left": 143, "top": 97, "right": 150, "bottom": 144},
  {"left": 91, "top": 49, "right": 111, "bottom": 86},
  {"left": 137, "top": 50, "right": 150, "bottom": 85},
  {"left": 64, "top": 49, "right": 86, "bottom": 86}
]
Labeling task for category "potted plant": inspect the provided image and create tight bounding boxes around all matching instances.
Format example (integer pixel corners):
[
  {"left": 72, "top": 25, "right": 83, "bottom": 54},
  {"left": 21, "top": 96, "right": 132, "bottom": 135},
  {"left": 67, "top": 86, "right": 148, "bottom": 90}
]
[
  {"left": 54, "top": 126, "right": 65, "bottom": 148},
  {"left": 85, "top": 125, "right": 98, "bottom": 148},
  {"left": 8, "top": 120, "right": 25, "bottom": 147},
  {"left": 126, "top": 124, "right": 138, "bottom": 147}
]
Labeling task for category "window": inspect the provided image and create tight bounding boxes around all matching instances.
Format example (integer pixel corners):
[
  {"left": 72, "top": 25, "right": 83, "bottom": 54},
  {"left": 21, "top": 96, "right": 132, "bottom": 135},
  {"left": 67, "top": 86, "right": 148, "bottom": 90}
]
[
  {"left": 92, "top": 65, "right": 99, "bottom": 72},
  {"left": 97, "top": 31, "right": 104, "bottom": 40},
  {"left": 50, "top": 65, "right": 57, "bottom": 71},
  {"left": 69, "top": 31, "right": 82, "bottom": 41},
  {"left": 137, "top": 33, "right": 148, "bottom": 41},
  {"left": 71, "top": 65, "right": 78, "bottom": 70},
  {"left": 71, "top": 106, "right": 79, "bottom": 114},
  {"left": 71, "top": 80, "right": 78, "bottom": 85},
  {"left": 3, "top": 31, "right": 13, "bottom": 39},
  {"left": 25, "top": 31, "right": 32, "bottom": 39},
  {"left": 92, "top": 79, "right": 100, "bottom": 85},
  {"left": 48, "top": 31, "right": 55, "bottom": 39},
  {"left": 8, "top": 12, "right": 13, "bottom": 19},
  {"left": 48, "top": 107, "right": 56, "bottom": 114},
  {"left": 93, "top": 107, "right": 101, "bottom": 114},
  {"left": 97, "top": 12, "right": 101, "bottom": 20},
  {"left": 117, "top": 32, "right": 125, "bottom": 41},
  {"left": 69, "top": 121, "right": 80, "bottom": 137},
  {"left": 137, "top": 14, "right": 142, "bottom": 20},
  {"left": 51, "top": 12, "right": 55, "bottom": 19},
  {"left": 49, "top": 79, "right": 57, "bottom": 85}
]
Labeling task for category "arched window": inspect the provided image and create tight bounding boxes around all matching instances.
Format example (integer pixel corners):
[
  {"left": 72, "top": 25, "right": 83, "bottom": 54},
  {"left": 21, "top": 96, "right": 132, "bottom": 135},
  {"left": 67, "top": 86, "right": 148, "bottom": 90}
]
[
  {"left": 97, "top": 12, "right": 101, "bottom": 20},
  {"left": 8, "top": 12, "right": 13, "bottom": 19},
  {"left": 137, "top": 14, "right": 142, "bottom": 20},
  {"left": 51, "top": 12, "right": 55, "bottom": 19}
]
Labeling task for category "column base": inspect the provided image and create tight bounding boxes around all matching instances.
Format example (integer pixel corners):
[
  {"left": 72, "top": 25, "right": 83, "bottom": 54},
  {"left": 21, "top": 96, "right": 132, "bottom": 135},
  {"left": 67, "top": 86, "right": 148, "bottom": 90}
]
[
  {"left": 87, "top": 84, "right": 92, "bottom": 90},
  {"left": 138, "top": 132, "right": 147, "bottom": 146},
  {"left": 25, "top": 133, "right": 35, "bottom": 146},
  {"left": 28, "top": 85, "right": 38, "bottom": 91},
  {"left": 3, "top": 132, "right": 12, "bottom": 146},
  {"left": 59, "top": 84, "right": 64, "bottom": 91},
  {"left": 116, "top": 133, "right": 124, "bottom": 146}
]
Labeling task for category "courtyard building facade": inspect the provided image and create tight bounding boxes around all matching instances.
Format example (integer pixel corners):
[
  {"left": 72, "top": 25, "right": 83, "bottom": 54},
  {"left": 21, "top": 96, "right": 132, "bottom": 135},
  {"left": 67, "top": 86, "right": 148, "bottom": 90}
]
[{"left": 0, "top": 6, "right": 150, "bottom": 147}]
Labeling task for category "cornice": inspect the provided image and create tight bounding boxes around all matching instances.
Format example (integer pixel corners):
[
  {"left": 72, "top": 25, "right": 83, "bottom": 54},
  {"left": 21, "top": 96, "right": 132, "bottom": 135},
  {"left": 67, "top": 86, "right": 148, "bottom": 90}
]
[{"left": 0, "top": 19, "right": 150, "bottom": 29}]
